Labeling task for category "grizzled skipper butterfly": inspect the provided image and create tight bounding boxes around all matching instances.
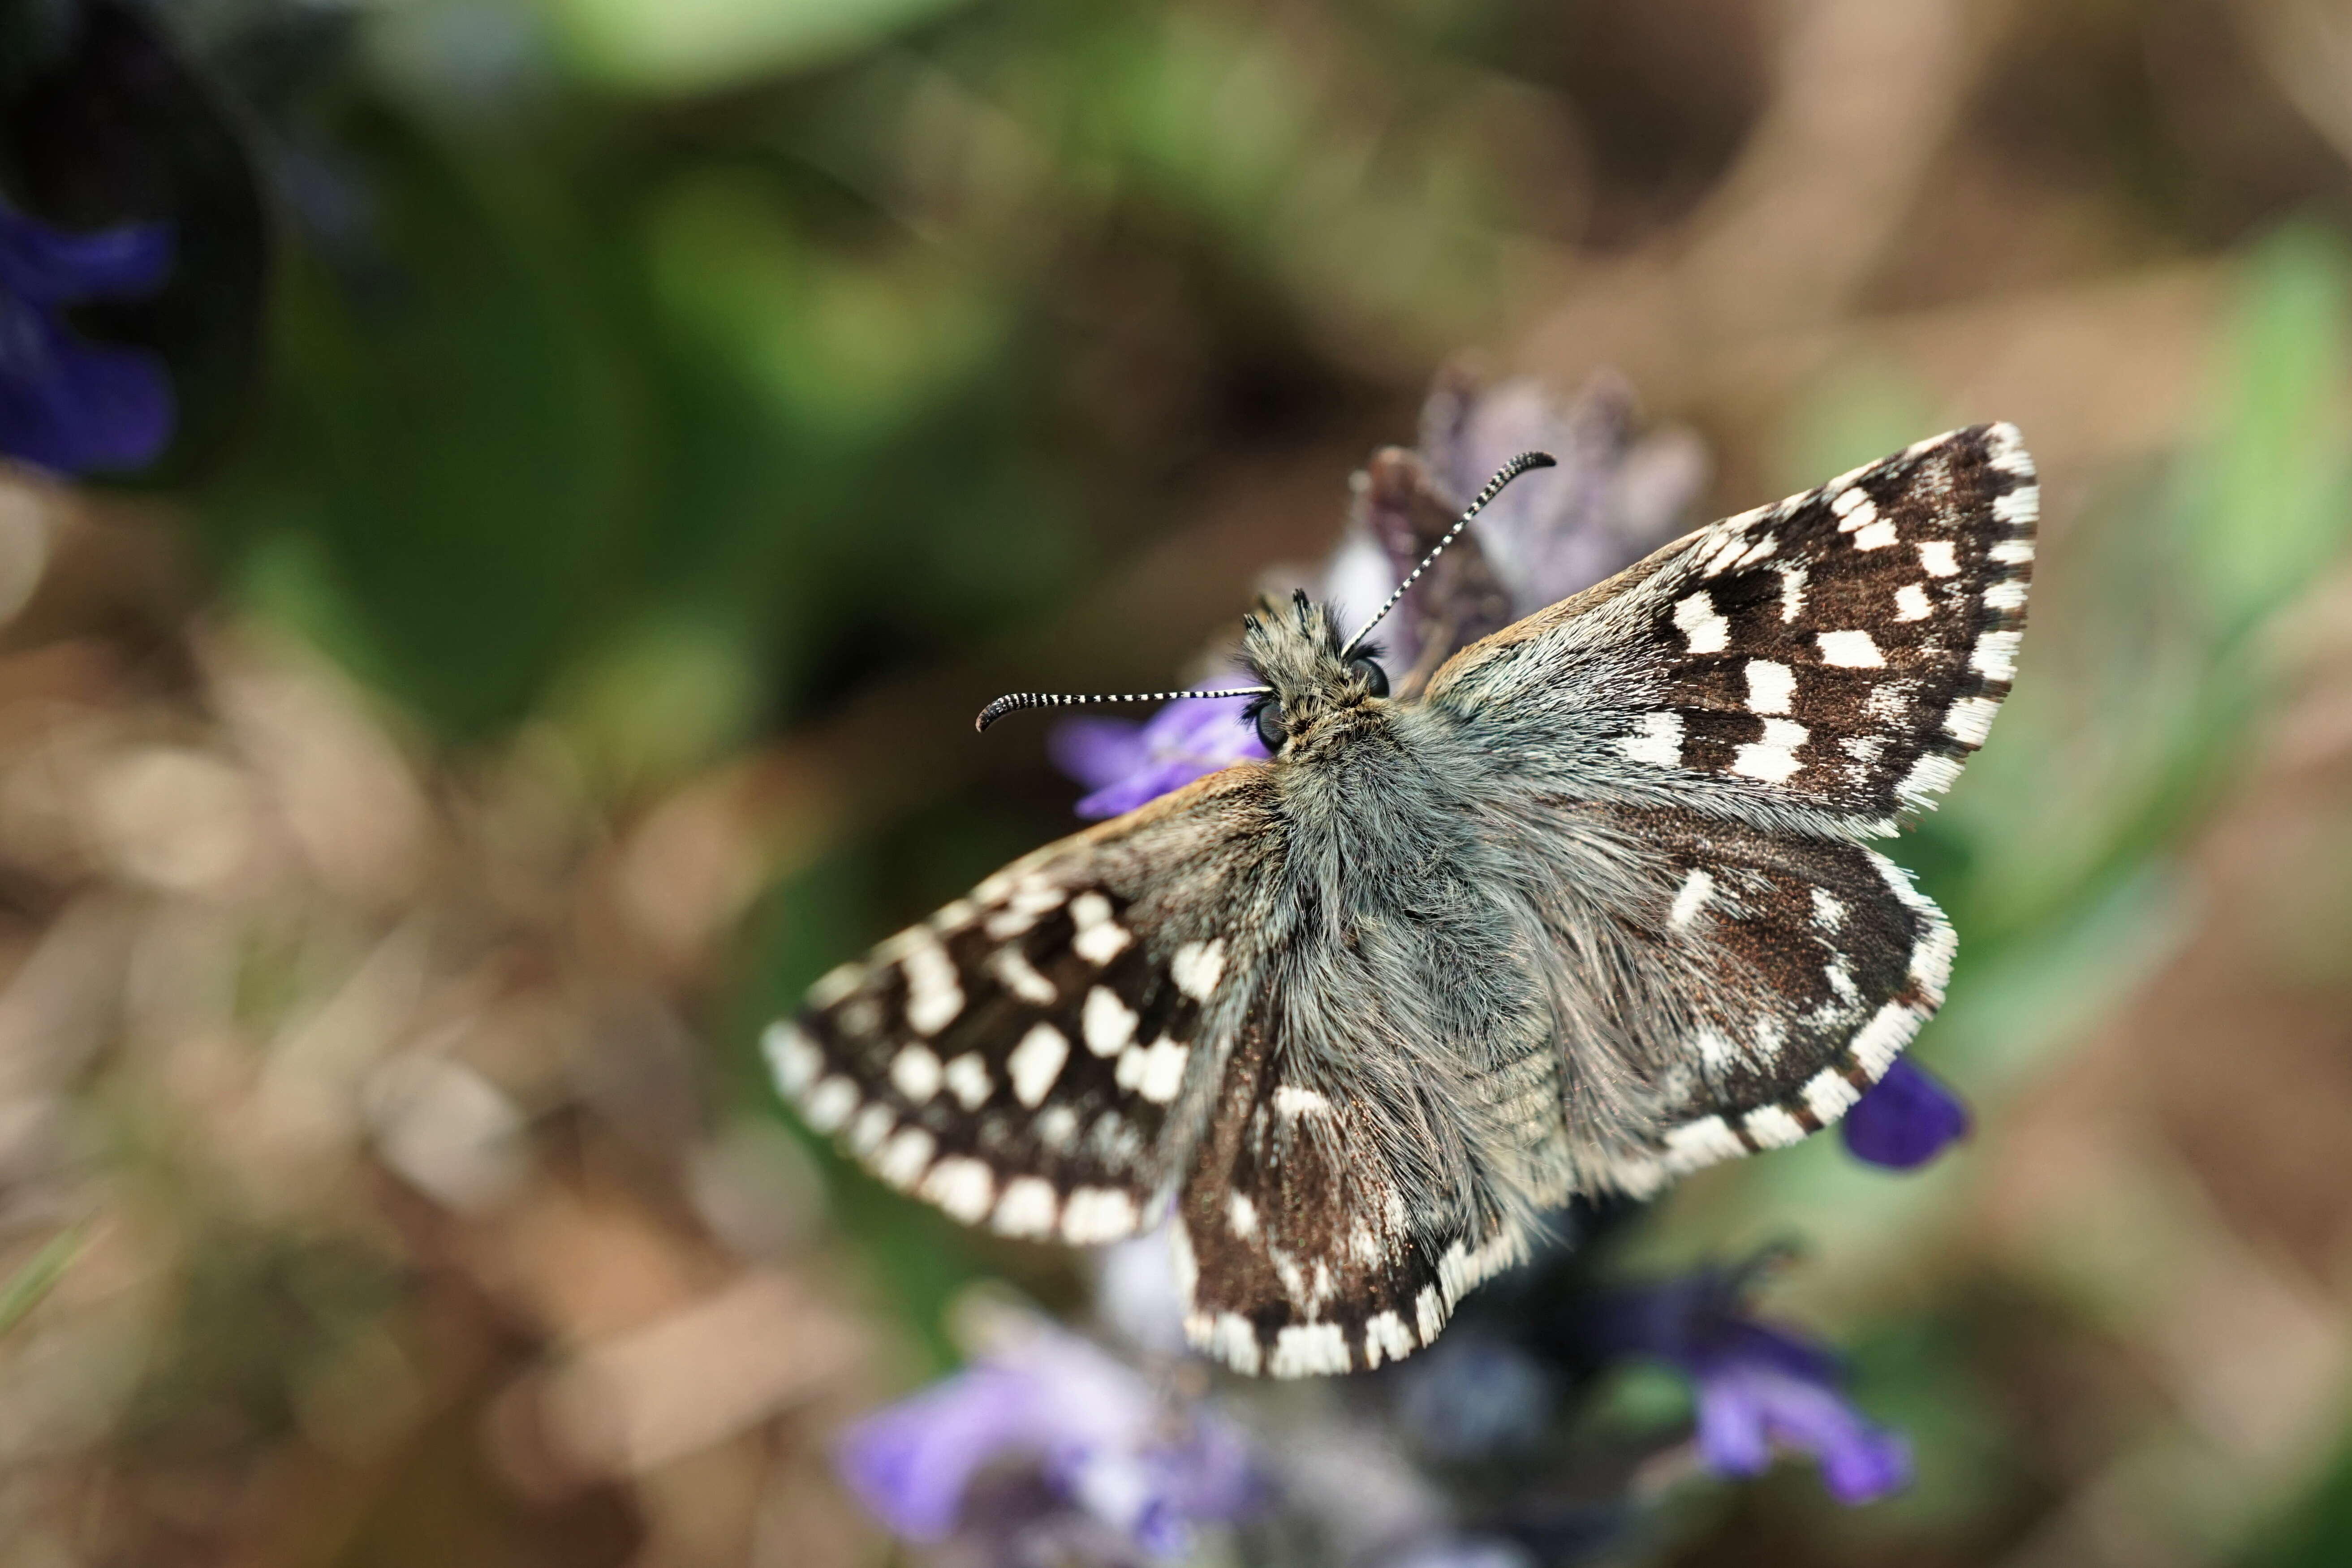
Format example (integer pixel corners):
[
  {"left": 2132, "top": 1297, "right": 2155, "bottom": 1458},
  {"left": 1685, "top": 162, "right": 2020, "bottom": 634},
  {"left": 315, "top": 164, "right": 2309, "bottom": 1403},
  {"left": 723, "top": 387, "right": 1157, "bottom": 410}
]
[{"left": 767, "top": 425, "right": 2034, "bottom": 1377}]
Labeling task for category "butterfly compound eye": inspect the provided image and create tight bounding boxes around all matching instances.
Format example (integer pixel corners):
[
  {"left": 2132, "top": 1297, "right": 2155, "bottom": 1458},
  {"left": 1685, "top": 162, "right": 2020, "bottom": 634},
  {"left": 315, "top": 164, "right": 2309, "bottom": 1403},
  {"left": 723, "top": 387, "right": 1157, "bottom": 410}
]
[
  {"left": 1254, "top": 702, "right": 1287, "bottom": 753},
  {"left": 1348, "top": 655, "right": 1389, "bottom": 698}
]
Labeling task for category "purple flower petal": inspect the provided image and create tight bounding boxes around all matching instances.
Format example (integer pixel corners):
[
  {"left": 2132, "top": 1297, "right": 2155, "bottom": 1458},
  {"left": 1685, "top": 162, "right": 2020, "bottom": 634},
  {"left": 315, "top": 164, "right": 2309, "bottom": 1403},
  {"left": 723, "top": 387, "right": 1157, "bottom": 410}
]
[
  {"left": 838, "top": 1364, "right": 1047, "bottom": 1541},
  {"left": 0, "top": 205, "right": 176, "bottom": 475},
  {"left": 1047, "top": 717, "right": 1154, "bottom": 791},
  {"left": 1693, "top": 1360, "right": 1912, "bottom": 1503},
  {"left": 1051, "top": 682, "right": 1267, "bottom": 821},
  {"left": 1817, "top": 1417, "right": 1914, "bottom": 1506},
  {"left": 0, "top": 213, "right": 173, "bottom": 302},
  {"left": 0, "top": 317, "right": 175, "bottom": 473},
  {"left": 1071, "top": 757, "right": 1220, "bottom": 820},
  {"left": 1421, "top": 370, "right": 1705, "bottom": 614},
  {"left": 1842, "top": 1058, "right": 1970, "bottom": 1170},
  {"left": 836, "top": 1316, "right": 1260, "bottom": 1554},
  {"left": 1584, "top": 1265, "right": 1912, "bottom": 1506},
  {"left": 1710, "top": 1315, "right": 1844, "bottom": 1386},
  {"left": 1058, "top": 1415, "right": 1260, "bottom": 1556},
  {"left": 1690, "top": 1361, "right": 1775, "bottom": 1478}
]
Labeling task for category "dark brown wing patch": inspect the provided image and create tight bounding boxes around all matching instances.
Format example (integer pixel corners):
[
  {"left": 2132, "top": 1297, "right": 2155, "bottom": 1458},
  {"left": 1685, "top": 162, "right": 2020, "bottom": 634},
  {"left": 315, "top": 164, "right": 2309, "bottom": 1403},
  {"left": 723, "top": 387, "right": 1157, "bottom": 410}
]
[
  {"left": 1584, "top": 806, "right": 1954, "bottom": 1196},
  {"left": 1174, "top": 998, "right": 1524, "bottom": 1376}
]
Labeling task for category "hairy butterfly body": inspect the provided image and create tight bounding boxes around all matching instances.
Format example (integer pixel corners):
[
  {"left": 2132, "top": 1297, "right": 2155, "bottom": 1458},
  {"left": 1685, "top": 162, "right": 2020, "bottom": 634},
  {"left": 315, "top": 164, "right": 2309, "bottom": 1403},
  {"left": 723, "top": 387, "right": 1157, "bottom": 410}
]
[{"left": 766, "top": 423, "right": 2036, "bottom": 1376}]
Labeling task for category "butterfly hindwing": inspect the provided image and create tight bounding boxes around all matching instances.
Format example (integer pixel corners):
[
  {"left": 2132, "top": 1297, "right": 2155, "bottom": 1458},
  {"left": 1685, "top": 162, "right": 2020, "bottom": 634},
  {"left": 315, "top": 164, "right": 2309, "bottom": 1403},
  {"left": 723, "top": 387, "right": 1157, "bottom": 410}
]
[
  {"left": 1576, "top": 806, "right": 1953, "bottom": 1196},
  {"left": 765, "top": 768, "right": 1277, "bottom": 1246},
  {"left": 1174, "top": 995, "right": 1525, "bottom": 1377}
]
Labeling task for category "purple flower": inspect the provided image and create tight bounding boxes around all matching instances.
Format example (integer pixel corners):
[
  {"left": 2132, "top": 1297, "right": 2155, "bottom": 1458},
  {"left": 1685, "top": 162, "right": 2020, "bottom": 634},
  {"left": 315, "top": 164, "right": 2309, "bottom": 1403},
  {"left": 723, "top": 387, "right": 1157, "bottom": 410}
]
[
  {"left": 1051, "top": 683, "right": 1270, "bottom": 822},
  {"left": 1411, "top": 369, "right": 1707, "bottom": 626},
  {"left": 1052, "top": 372, "right": 1704, "bottom": 815},
  {"left": 1693, "top": 1353, "right": 1913, "bottom": 1504},
  {"left": 837, "top": 1313, "right": 1260, "bottom": 1559},
  {"left": 1842, "top": 1058, "right": 1970, "bottom": 1170},
  {"left": 0, "top": 203, "right": 175, "bottom": 475},
  {"left": 1586, "top": 1264, "right": 1911, "bottom": 1505}
]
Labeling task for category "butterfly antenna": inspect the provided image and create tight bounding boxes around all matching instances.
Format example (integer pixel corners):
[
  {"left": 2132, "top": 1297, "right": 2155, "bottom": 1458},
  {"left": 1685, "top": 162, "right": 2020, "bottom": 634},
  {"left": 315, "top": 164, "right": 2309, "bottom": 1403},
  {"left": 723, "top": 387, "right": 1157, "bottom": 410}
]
[
  {"left": 1341, "top": 449, "right": 1557, "bottom": 658},
  {"left": 975, "top": 685, "right": 1273, "bottom": 733}
]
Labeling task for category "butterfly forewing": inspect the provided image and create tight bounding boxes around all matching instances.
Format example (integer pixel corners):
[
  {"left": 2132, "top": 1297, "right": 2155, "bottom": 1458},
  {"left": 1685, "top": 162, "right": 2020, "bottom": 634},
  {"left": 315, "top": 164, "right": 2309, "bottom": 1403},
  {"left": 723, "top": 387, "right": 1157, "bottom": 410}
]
[
  {"left": 766, "top": 769, "right": 1277, "bottom": 1246},
  {"left": 1431, "top": 423, "right": 2036, "bottom": 832},
  {"left": 1655, "top": 424, "right": 2033, "bottom": 823}
]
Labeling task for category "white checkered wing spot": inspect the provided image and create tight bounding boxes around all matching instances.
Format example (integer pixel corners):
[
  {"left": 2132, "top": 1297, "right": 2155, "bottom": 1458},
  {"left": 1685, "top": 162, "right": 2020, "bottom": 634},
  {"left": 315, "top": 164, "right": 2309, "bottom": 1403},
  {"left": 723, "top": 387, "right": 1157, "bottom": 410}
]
[{"left": 764, "top": 767, "right": 1276, "bottom": 1248}]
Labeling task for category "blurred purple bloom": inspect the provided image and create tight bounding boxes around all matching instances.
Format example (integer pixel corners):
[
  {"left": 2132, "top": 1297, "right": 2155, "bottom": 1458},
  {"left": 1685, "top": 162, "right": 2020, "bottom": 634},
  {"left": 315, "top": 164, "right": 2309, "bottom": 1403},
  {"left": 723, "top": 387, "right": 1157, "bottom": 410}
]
[
  {"left": 1412, "top": 370, "right": 1707, "bottom": 626},
  {"left": 838, "top": 1314, "right": 1260, "bottom": 1559},
  {"left": 1693, "top": 1354, "right": 1913, "bottom": 1504},
  {"left": 1051, "top": 683, "right": 1269, "bottom": 822},
  {"left": 1587, "top": 1265, "right": 1911, "bottom": 1505},
  {"left": 1842, "top": 1058, "right": 1970, "bottom": 1170},
  {"left": 1052, "top": 373, "right": 1704, "bottom": 815},
  {"left": 0, "top": 203, "right": 175, "bottom": 475}
]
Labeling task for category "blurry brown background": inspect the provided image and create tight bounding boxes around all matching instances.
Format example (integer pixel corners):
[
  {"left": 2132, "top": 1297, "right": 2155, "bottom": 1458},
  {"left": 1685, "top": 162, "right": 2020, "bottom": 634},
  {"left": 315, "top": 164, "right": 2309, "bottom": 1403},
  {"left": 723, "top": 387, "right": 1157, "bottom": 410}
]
[{"left": 7, "top": 0, "right": 2352, "bottom": 1564}]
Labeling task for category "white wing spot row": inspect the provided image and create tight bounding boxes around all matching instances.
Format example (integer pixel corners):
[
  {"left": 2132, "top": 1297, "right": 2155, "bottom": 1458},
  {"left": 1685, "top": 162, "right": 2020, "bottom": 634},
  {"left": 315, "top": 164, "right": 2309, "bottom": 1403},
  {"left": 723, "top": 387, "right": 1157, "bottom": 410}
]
[
  {"left": 1069, "top": 892, "right": 1132, "bottom": 964},
  {"left": 1669, "top": 868, "right": 1716, "bottom": 930},
  {"left": 1171, "top": 939, "right": 1227, "bottom": 1001},
  {"left": 897, "top": 930, "right": 964, "bottom": 1036},
  {"left": 1817, "top": 629, "right": 1885, "bottom": 668}
]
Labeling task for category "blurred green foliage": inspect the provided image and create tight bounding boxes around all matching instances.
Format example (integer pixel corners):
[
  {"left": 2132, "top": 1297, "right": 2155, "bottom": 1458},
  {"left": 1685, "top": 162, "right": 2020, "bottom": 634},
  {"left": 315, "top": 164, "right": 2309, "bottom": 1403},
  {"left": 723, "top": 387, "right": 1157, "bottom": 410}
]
[
  {"left": 192, "top": 0, "right": 1566, "bottom": 762},
  {"left": 1959, "top": 223, "right": 2352, "bottom": 978},
  {"left": 2248, "top": 1430, "right": 2352, "bottom": 1568}
]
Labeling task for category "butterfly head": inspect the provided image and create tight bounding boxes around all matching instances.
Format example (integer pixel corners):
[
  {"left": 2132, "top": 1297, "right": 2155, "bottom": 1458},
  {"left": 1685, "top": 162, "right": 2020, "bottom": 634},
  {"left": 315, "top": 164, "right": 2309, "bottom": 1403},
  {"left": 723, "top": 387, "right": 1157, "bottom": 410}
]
[{"left": 1238, "top": 589, "right": 1389, "bottom": 754}]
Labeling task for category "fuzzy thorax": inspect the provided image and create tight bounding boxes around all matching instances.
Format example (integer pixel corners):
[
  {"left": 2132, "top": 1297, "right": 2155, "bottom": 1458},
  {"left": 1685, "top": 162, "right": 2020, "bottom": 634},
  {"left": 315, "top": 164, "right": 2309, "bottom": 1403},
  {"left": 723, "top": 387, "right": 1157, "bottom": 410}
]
[{"left": 1241, "top": 592, "right": 1383, "bottom": 747}]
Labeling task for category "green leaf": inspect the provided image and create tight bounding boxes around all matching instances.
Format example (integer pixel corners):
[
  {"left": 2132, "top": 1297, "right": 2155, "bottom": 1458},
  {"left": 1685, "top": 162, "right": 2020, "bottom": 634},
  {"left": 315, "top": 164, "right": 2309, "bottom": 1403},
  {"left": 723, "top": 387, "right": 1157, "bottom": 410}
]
[
  {"left": 545, "top": 0, "right": 978, "bottom": 95},
  {"left": 2242, "top": 1420, "right": 2352, "bottom": 1568},
  {"left": 2184, "top": 220, "right": 2352, "bottom": 642}
]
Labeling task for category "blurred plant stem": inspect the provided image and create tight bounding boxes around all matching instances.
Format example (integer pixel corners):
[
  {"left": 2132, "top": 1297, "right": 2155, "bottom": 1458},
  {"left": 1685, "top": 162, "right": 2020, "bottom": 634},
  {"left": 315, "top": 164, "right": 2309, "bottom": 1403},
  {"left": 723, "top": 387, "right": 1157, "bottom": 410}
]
[{"left": 0, "top": 1223, "right": 87, "bottom": 1337}]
